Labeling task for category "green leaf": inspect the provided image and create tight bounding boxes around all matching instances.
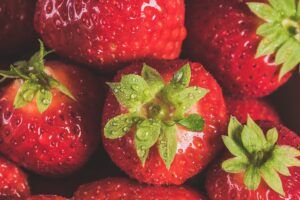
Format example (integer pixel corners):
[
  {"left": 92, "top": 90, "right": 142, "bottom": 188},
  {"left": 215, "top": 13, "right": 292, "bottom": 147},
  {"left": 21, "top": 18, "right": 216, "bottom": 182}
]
[
  {"left": 222, "top": 135, "right": 247, "bottom": 158},
  {"left": 241, "top": 126, "right": 263, "bottom": 154},
  {"left": 260, "top": 162, "right": 285, "bottom": 195},
  {"left": 255, "top": 29, "right": 289, "bottom": 58},
  {"left": 49, "top": 77, "right": 76, "bottom": 101},
  {"left": 104, "top": 113, "right": 140, "bottom": 139},
  {"left": 228, "top": 116, "right": 243, "bottom": 144},
  {"left": 269, "top": 0, "right": 296, "bottom": 17},
  {"left": 14, "top": 80, "right": 39, "bottom": 109},
  {"left": 141, "top": 64, "right": 164, "bottom": 95},
  {"left": 266, "top": 128, "right": 278, "bottom": 147},
  {"left": 222, "top": 157, "right": 249, "bottom": 173},
  {"left": 247, "top": 117, "right": 267, "bottom": 146},
  {"left": 108, "top": 75, "right": 152, "bottom": 111},
  {"left": 135, "top": 119, "right": 161, "bottom": 149},
  {"left": 177, "top": 114, "right": 204, "bottom": 131},
  {"left": 136, "top": 148, "right": 149, "bottom": 166},
  {"left": 256, "top": 23, "right": 282, "bottom": 37},
  {"left": 36, "top": 89, "right": 52, "bottom": 113},
  {"left": 244, "top": 165, "right": 261, "bottom": 190},
  {"left": 247, "top": 2, "right": 280, "bottom": 22},
  {"left": 158, "top": 125, "right": 177, "bottom": 169},
  {"left": 171, "top": 64, "right": 191, "bottom": 87},
  {"left": 277, "top": 39, "right": 300, "bottom": 79}
]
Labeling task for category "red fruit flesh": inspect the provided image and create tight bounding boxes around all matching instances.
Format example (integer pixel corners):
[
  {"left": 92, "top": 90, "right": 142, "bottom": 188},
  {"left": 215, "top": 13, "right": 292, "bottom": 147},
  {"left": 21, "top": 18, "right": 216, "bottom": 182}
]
[
  {"left": 184, "top": 0, "right": 291, "bottom": 97},
  {"left": 226, "top": 96, "right": 280, "bottom": 123},
  {"left": 102, "top": 60, "right": 227, "bottom": 185},
  {"left": 206, "top": 122, "right": 300, "bottom": 200},
  {"left": 0, "top": 61, "right": 104, "bottom": 177},
  {"left": 73, "top": 177, "right": 206, "bottom": 200},
  {"left": 0, "top": 156, "right": 30, "bottom": 200},
  {"left": 26, "top": 195, "right": 67, "bottom": 200},
  {"left": 0, "top": 0, "right": 36, "bottom": 57},
  {"left": 34, "top": 0, "right": 186, "bottom": 71}
]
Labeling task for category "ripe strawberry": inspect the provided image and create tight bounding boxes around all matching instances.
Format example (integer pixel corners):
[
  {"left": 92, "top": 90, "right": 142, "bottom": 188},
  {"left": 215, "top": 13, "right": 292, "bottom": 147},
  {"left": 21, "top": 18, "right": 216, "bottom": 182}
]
[
  {"left": 73, "top": 177, "right": 207, "bottom": 200},
  {"left": 0, "top": 41, "right": 103, "bottom": 177},
  {"left": 184, "top": 0, "right": 300, "bottom": 97},
  {"left": 34, "top": 0, "right": 186, "bottom": 71},
  {"left": 206, "top": 117, "right": 300, "bottom": 199},
  {"left": 102, "top": 60, "right": 227, "bottom": 185},
  {"left": 226, "top": 96, "right": 280, "bottom": 123},
  {"left": 0, "top": 156, "right": 30, "bottom": 199},
  {"left": 26, "top": 195, "right": 67, "bottom": 200},
  {"left": 0, "top": 0, "right": 36, "bottom": 57}
]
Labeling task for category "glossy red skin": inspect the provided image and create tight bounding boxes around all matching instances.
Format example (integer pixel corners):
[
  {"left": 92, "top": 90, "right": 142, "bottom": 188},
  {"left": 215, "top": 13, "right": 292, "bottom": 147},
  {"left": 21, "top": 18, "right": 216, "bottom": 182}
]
[
  {"left": 184, "top": 0, "right": 291, "bottom": 97},
  {"left": 102, "top": 60, "right": 227, "bottom": 185},
  {"left": 0, "top": 61, "right": 104, "bottom": 177},
  {"left": 226, "top": 96, "right": 280, "bottom": 123},
  {"left": 0, "top": 0, "right": 36, "bottom": 57},
  {"left": 74, "top": 177, "right": 207, "bottom": 200},
  {"left": 206, "top": 122, "right": 300, "bottom": 200},
  {"left": 34, "top": 0, "right": 186, "bottom": 71},
  {"left": 26, "top": 195, "right": 67, "bottom": 200},
  {"left": 0, "top": 156, "right": 30, "bottom": 200}
]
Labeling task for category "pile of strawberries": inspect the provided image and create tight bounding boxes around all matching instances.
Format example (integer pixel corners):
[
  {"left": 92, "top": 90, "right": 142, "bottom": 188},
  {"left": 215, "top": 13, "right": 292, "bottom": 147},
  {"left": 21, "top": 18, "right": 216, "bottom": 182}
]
[{"left": 0, "top": 0, "right": 299, "bottom": 199}]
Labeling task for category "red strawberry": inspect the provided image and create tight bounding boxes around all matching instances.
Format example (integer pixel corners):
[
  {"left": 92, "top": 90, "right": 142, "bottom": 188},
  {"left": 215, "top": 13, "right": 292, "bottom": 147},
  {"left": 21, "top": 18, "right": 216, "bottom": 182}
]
[
  {"left": 0, "top": 156, "right": 30, "bottom": 199},
  {"left": 26, "top": 195, "right": 67, "bottom": 200},
  {"left": 102, "top": 60, "right": 227, "bottom": 185},
  {"left": 226, "top": 96, "right": 280, "bottom": 123},
  {"left": 73, "top": 177, "right": 207, "bottom": 200},
  {"left": 0, "top": 41, "right": 103, "bottom": 176},
  {"left": 34, "top": 0, "right": 186, "bottom": 71},
  {"left": 0, "top": 0, "right": 36, "bottom": 57},
  {"left": 206, "top": 117, "right": 300, "bottom": 199},
  {"left": 184, "top": 0, "right": 300, "bottom": 97}
]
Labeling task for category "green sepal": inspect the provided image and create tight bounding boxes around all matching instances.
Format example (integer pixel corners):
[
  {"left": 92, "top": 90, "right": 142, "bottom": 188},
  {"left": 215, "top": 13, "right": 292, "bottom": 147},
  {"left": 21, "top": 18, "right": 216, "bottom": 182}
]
[
  {"left": 244, "top": 165, "right": 261, "bottom": 190},
  {"left": 228, "top": 116, "right": 243, "bottom": 144},
  {"left": 222, "top": 135, "right": 247, "bottom": 159},
  {"left": 171, "top": 64, "right": 191, "bottom": 87},
  {"left": 246, "top": 116, "right": 267, "bottom": 146},
  {"left": 104, "top": 113, "right": 141, "bottom": 139},
  {"left": 48, "top": 77, "right": 76, "bottom": 101},
  {"left": 158, "top": 124, "right": 177, "bottom": 169},
  {"left": 247, "top": 3, "right": 279, "bottom": 22},
  {"left": 256, "top": 23, "right": 282, "bottom": 37},
  {"left": 266, "top": 128, "right": 278, "bottom": 147},
  {"left": 268, "top": 0, "right": 296, "bottom": 17},
  {"left": 222, "top": 157, "right": 249, "bottom": 173},
  {"left": 14, "top": 80, "right": 40, "bottom": 109},
  {"left": 267, "top": 155, "right": 291, "bottom": 176},
  {"left": 136, "top": 148, "right": 149, "bottom": 167},
  {"left": 141, "top": 64, "right": 164, "bottom": 95},
  {"left": 177, "top": 114, "right": 204, "bottom": 131},
  {"left": 36, "top": 89, "right": 52, "bottom": 113}
]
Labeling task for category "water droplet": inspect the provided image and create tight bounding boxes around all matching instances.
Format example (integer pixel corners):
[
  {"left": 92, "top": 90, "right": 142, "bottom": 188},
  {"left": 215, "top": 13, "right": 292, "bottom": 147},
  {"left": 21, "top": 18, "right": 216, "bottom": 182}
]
[
  {"left": 123, "top": 127, "right": 129, "bottom": 132},
  {"left": 42, "top": 99, "right": 50, "bottom": 105},
  {"left": 131, "top": 85, "right": 139, "bottom": 91},
  {"left": 22, "top": 90, "right": 35, "bottom": 101},
  {"left": 130, "top": 94, "right": 137, "bottom": 99}
]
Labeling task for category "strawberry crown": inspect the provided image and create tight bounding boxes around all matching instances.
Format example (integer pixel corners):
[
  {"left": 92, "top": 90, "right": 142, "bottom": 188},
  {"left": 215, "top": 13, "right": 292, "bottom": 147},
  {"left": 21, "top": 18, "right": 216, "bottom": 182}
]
[
  {"left": 104, "top": 63, "right": 209, "bottom": 169},
  {"left": 0, "top": 40, "right": 75, "bottom": 113},
  {"left": 222, "top": 116, "right": 300, "bottom": 196},
  {"left": 247, "top": 0, "right": 300, "bottom": 79}
]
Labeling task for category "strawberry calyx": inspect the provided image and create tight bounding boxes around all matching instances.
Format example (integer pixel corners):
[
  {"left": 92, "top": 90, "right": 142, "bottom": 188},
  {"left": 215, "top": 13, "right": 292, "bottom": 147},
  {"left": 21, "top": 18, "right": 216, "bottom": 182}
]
[
  {"left": 247, "top": 0, "right": 300, "bottom": 79},
  {"left": 0, "top": 40, "right": 75, "bottom": 113},
  {"left": 222, "top": 116, "right": 300, "bottom": 196},
  {"left": 104, "top": 63, "right": 208, "bottom": 169}
]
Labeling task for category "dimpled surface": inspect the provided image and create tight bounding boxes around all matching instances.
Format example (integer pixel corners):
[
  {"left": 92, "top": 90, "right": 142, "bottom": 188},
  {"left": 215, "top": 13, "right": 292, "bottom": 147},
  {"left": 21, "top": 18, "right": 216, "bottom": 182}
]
[
  {"left": 74, "top": 177, "right": 206, "bottom": 200},
  {"left": 26, "top": 195, "right": 67, "bottom": 200},
  {"left": 206, "top": 122, "right": 300, "bottom": 200},
  {"left": 184, "top": 0, "right": 291, "bottom": 97},
  {"left": 102, "top": 60, "right": 227, "bottom": 185},
  {"left": 0, "top": 0, "right": 36, "bottom": 56},
  {"left": 226, "top": 96, "right": 280, "bottom": 123},
  {"left": 0, "top": 157, "right": 30, "bottom": 200},
  {"left": 0, "top": 61, "right": 104, "bottom": 177},
  {"left": 34, "top": 0, "right": 186, "bottom": 71}
]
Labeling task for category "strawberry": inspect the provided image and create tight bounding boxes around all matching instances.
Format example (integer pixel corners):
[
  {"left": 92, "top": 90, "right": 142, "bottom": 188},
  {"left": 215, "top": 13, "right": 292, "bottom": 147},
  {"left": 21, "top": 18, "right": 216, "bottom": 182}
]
[
  {"left": 26, "top": 195, "right": 66, "bottom": 200},
  {"left": 205, "top": 117, "right": 300, "bottom": 199},
  {"left": 0, "top": 0, "right": 36, "bottom": 57},
  {"left": 184, "top": 0, "right": 300, "bottom": 97},
  {"left": 102, "top": 60, "right": 227, "bottom": 185},
  {"left": 0, "top": 41, "right": 103, "bottom": 177},
  {"left": 0, "top": 156, "right": 30, "bottom": 199},
  {"left": 34, "top": 0, "right": 186, "bottom": 71},
  {"left": 73, "top": 177, "right": 207, "bottom": 200},
  {"left": 226, "top": 96, "right": 280, "bottom": 123}
]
